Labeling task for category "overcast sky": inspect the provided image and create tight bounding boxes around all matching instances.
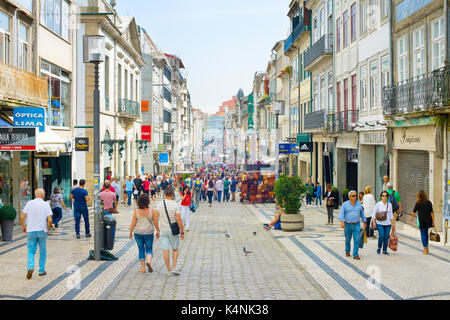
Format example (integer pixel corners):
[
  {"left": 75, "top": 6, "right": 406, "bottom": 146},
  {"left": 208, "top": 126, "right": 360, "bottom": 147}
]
[{"left": 116, "top": 0, "right": 290, "bottom": 114}]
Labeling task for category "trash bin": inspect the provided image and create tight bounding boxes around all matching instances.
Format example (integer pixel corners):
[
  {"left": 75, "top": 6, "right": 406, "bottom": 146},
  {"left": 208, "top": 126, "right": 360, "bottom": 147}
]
[{"left": 103, "top": 214, "right": 117, "bottom": 250}]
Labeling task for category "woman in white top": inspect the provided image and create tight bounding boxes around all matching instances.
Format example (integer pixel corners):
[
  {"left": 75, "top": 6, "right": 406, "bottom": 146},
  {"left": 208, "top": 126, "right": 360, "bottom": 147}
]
[
  {"left": 129, "top": 194, "right": 160, "bottom": 273},
  {"left": 154, "top": 187, "right": 184, "bottom": 276},
  {"left": 362, "top": 186, "right": 376, "bottom": 238},
  {"left": 371, "top": 191, "right": 396, "bottom": 255}
]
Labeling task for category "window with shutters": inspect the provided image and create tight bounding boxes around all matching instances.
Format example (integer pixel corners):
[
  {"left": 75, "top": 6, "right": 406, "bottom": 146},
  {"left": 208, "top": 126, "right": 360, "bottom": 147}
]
[
  {"left": 0, "top": 10, "right": 11, "bottom": 64},
  {"left": 413, "top": 27, "right": 425, "bottom": 78},
  {"left": 431, "top": 17, "right": 445, "bottom": 71},
  {"left": 398, "top": 36, "right": 408, "bottom": 82},
  {"left": 351, "top": 3, "right": 356, "bottom": 42},
  {"left": 18, "top": 23, "right": 29, "bottom": 71},
  {"left": 370, "top": 61, "right": 378, "bottom": 109},
  {"left": 336, "top": 17, "right": 341, "bottom": 52},
  {"left": 336, "top": 81, "right": 341, "bottom": 113},
  {"left": 360, "top": 0, "right": 367, "bottom": 34}
]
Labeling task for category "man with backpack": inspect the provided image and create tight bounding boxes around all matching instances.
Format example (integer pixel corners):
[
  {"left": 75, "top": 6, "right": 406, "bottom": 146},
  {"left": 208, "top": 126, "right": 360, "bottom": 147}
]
[
  {"left": 193, "top": 175, "right": 203, "bottom": 206},
  {"left": 385, "top": 182, "right": 403, "bottom": 221}
]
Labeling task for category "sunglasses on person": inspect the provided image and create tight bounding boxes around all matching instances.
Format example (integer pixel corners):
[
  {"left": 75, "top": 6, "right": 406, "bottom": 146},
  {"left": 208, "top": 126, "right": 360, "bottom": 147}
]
[
  {"left": 381, "top": 194, "right": 388, "bottom": 198},
  {"left": 350, "top": 195, "right": 357, "bottom": 197}
]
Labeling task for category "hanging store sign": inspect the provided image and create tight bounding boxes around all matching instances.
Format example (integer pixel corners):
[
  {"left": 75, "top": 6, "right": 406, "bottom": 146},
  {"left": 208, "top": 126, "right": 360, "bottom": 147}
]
[
  {"left": 159, "top": 152, "right": 169, "bottom": 164},
  {"left": 247, "top": 94, "right": 254, "bottom": 129},
  {"left": 141, "top": 125, "right": 151, "bottom": 142},
  {"left": 298, "top": 142, "right": 313, "bottom": 152},
  {"left": 0, "top": 127, "right": 36, "bottom": 151},
  {"left": 75, "top": 137, "right": 89, "bottom": 152},
  {"left": 141, "top": 101, "right": 149, "bottom": 112},
  {"left": 13, "top": 107, "right": 46, "bottom": 132},
  {"left": 360, "top": 131, "right": 386, "bottom": 145},
  {"left": 279, "top": 143, "right": 299, "bottom": 154}
]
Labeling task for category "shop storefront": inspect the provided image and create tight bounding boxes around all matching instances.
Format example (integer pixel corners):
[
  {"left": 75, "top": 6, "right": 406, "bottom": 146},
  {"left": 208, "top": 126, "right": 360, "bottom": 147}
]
[
  {"left": 392, "top": 123, "right": 443, "bottom": 229},
  {"left": 336, "top": 134, "right": 358, "bottom": 192},
  {"left": 358, "top": 130, "right": 389, "bottom": 197}
]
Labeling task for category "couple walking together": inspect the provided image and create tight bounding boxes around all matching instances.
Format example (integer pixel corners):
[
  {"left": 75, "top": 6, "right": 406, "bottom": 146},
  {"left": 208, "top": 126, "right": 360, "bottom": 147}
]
[{"left": 129, "top": 187, "right": 185, "bottom": 276}]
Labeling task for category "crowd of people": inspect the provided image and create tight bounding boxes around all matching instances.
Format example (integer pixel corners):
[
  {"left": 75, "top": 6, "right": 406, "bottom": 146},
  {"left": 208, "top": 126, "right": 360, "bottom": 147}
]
[{"left": 19, "top": 168, "right": 437, "bottom": 279}]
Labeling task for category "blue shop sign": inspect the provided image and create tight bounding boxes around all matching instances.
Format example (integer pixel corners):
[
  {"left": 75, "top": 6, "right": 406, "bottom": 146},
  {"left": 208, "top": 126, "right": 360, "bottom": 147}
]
[
  {"left": 159, "top": 152, "right": 169, "bottom": 164},
  {"left": 13, "top": 107, "right": 46, "bottom": 132},
  {"left": 279, "top": 143, "right": 299, "bottom": 154}
]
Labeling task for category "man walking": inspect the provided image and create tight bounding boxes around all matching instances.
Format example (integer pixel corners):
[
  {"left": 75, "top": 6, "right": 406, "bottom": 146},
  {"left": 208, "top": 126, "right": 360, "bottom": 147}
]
[
  {"left": 21, "top": 188, "right": 53, "bottom": 279},
  {"left": 70, "top": 179, "right": 91, "bottom": 239},
  {"left": 386, "top": 182, "right": 403, "bottom": 220},
  {"left": 193, "top": 175, "right": 203, "bottom": 206},
  {"left": 125, "top": 176, "right": 135, "bottom": 206},
  {"left": 100, "top": 181, "right": 117, "bottom": 214},
  {"left": 111, "top": 177, "right": 121, "bottom": 204},
  {"left": 338, "top": 190, "right": 366, "bottom": 260},
  {"left": 215, "top": 176, "right": 224, "bottom": 203},
  {"left": 223, "top": 177, "right": 231, "bottom": 202}
]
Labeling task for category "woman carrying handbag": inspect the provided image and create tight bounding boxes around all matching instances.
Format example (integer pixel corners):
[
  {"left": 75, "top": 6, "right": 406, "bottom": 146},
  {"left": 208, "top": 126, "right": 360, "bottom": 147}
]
[
  {"left": 371, "top": 191, "right": 396, "bottom": 255},
  {"left": 411, "top": 190, "right": 436, "bottom": 255},
  {"left": 323, "top": 183, "right": 339, "bottom": 225}
]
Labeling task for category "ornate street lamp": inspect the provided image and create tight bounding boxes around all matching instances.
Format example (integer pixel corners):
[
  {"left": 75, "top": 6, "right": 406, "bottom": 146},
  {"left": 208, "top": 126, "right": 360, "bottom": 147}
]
[{"left": 84, "top": 34, "right": 105, "bottom": 261}]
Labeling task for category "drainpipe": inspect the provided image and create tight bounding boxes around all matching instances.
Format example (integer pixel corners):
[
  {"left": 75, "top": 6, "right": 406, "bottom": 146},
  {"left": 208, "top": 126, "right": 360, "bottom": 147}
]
[{"left": 14, "top": 8, "right": 18, "bottom": 67}]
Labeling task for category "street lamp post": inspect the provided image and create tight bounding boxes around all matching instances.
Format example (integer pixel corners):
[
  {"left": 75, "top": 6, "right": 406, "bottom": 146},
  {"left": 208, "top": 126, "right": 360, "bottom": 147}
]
[
  {"left": 84, "top": 35, "right": 105, "bottom": 261},
  {"left": 274, "top": 100, "right": 285, "bottom": 179}
]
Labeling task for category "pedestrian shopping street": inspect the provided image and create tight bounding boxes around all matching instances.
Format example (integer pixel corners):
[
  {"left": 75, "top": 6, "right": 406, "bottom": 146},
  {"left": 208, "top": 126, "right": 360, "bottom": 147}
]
[{"left": 0, "top": 196, "right": 449, "bottom": 300}]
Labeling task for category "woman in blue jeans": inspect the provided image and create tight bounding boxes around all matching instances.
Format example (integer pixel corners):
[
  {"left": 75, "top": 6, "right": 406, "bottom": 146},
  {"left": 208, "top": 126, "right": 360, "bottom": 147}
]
[
  {"left": 371, "top": 191, "right": 396, "bottom": 255},
  {"left": 314, "top": 182, "right": 322, "bottom": 207},
  {"left": 129, "top": 194, "right": 160, "bottom": 273},
  {"left": 50, "top": 187, "right": 67, "bottom": 229},
  {"left": 411, "top": 190, "right": 435, "bottom": 255}
]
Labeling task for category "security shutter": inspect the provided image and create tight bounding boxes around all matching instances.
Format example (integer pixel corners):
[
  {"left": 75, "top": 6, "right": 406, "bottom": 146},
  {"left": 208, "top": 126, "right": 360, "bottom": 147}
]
[{"left": 398, "top": 151, "right": 429, "bottom": 217}]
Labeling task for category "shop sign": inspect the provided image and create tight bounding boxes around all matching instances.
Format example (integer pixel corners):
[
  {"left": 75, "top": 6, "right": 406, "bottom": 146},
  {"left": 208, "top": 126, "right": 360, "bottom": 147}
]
[
  {"left": 13, "top": 107, "right": 46, "bottom": 132},
  {"left": 141, "top": 101, "right": 149, "bottom": 112},
  {"left": 141, "top": 125, "right": 151, "bottom": 142},
  {"left": 393, "top": 116, "right": 435, "bottom": 128},
  {"left": 248, "top": 94, "right": 254, "bottom": 129},
  {"left": 159, "top": 152, "right": 169, "bottom": 164},
  {"left": 360, "top": 131, "right": 386, "bottom": 145},
  {"left": 279, "top": 143, "right": 299, "bottom": 154},
  {"left": 298, "top": 142, "right": 313, "bottom": 152},
  {"left": 0, "top": 127, "right": 36, "bottom": 151},
  {"left": 75, "top": 137, "right": 89, "bottom": 152},
  {"left": 347, "top": 149, "right": 359, "bottom": 163}
]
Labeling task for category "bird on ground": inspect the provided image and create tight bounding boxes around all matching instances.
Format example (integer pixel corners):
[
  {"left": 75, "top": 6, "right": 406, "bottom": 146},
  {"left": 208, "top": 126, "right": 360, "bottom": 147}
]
[
  {"left": 225, "top": 231, "right": 231, "bottom": 238},
  {"left": 243, "top": 247, "right": 252, "bottom": 256},
  {"left": 253, "top": 232, "right": 257, "bottom": 236}
]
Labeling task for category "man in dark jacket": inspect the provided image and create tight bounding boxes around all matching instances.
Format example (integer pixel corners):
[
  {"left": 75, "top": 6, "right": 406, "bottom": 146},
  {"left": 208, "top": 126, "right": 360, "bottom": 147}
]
[{"left": 134, "top": 175, "right": 143, "bottom": 198}]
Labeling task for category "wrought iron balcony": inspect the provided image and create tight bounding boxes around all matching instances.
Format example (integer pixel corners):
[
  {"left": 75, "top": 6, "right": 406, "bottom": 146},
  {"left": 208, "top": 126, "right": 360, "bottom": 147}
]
[
  {"left": 304, "top": 109, "right": 326, "bottom": 130},
  {"left": 118, "top": 99, "right": 140, "bottom": 118},
  {"left": 327, "top": 110, "right": 359, "bottom": 133},
  {"left": 304, "top": 34, "right": 333, "bottom": 70},
  {"left": 284, "top": 20, "right": 311, "bottom": 54},
  {"left": 383, "top": 66, "right": 450, "bottom": 116}
]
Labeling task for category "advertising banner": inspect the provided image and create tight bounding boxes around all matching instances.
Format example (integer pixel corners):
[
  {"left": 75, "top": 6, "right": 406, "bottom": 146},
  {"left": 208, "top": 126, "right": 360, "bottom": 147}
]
[{"left": 0, "top": 127, "right": 36, "bottom": 151}]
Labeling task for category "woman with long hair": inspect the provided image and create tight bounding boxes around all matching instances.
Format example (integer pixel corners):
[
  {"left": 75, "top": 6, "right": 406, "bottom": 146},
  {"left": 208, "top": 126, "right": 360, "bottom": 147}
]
[
  {"left": 129, "top": 193, "right": 159, "bottom": 273},
  {"left": 207, "top": 176, "right": 215, "bottom": 207},
  {"left": 180, "top": 185, "right": 192, "bottom": 232},
  {"left": 411, "top": 190, "right": 435, "bottom": 255}
]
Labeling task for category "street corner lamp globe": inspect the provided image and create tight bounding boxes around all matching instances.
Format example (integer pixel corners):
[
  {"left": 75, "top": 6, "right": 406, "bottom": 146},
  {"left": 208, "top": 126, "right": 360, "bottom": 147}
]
[{"left": 84, "top": 35, "right": 106, "bottom": 63}]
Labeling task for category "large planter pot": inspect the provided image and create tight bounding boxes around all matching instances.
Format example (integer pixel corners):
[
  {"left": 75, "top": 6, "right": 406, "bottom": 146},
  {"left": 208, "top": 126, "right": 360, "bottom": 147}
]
[
  {"left": 0, "top": 220, "right": 14, "bottom": 242},
  {"left": 281, "top": 213, "right": 304, "bottom": 232}
]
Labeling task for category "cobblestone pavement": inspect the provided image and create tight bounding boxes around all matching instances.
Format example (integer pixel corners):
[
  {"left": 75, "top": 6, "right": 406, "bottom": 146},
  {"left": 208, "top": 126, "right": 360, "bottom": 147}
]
[
  {"left": 248, "top": 203, "right": 450, "bottom": 300},
  {"left": 1, "top": 197, "right": 448, "bottom": 300}
]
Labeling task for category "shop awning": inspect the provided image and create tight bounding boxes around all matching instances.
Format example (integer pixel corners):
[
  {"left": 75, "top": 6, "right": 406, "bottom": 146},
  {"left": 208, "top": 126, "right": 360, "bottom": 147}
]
[{"left": 36, "top": 128, "right": 68, "bottom": 153}]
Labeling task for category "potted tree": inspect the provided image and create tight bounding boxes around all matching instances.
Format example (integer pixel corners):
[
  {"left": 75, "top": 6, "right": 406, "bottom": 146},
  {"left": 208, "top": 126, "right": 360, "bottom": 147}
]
[
  {"left": 341, "top": 188, "right": 350, "bottom": 203},
  {"left": 274, "top": 175, "right": 307, "bottom": 231},
  {"left": 0, "top": 205, "right": 17, "bottom": 242}
]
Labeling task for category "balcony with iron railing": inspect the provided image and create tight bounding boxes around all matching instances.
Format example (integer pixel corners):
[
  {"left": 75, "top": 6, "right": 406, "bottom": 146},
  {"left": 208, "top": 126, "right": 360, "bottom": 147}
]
[
  {"left": 383, "top": 66, "right": 450, "bottom": 116},
  {"left": 304, "top": 109, "right": 326, "bottom": 130},
  {"left": 284, "top": 19, "right": 311, "bottom": 54},
  {"left": 118, "top": 99, "right": 140, "bottom": 118},
  {"left": 304, "top": 34, "right": 333, "bottom": 70},
  {"left": 327, "top": 110, "right": 359, "bottom": 133}
]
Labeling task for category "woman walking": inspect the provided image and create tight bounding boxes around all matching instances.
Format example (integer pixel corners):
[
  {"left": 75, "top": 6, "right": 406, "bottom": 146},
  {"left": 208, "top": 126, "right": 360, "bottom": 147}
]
[
  {"left": 371, "top": 191, "right": 396, "bottom": 255},
  {"left": 411, "top": 190, "right": 435, "bottom": 255},
  {"left": 154, "top": 187, "right": 184, "bottom": 276},
  {"left": 314, "top": 182, "right": 322, "bottom": 207},
  {"left": 207, "top": 177, "right": 215, "bottom": 207},
  {"left": 129, "top": 193, "right": 159, "bottom": 273},
  {"left": 362, "top": 186, "right": 376, "bottom": 238},
  {"left": 323, "top": 184, "right": 338, "bottom": 225},
  {"left": 180, "top": 185, "right": 192, "bottom": 232},
  {"left": 305, "top": 178, "right": 314, "bottom": 206},
  {"left": 50, "top": 187, "right": 67, "bottom": 229}
]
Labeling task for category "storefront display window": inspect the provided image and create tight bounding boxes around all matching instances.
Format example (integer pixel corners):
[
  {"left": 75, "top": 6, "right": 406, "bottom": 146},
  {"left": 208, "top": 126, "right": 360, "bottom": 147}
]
[{"left": 0, "top": 152, "right": 12, "bottom": 207}]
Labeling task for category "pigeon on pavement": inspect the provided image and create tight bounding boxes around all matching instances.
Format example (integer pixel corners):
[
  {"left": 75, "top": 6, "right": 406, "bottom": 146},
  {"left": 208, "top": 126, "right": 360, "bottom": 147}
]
[{"left": 243, "top": 247, "right": 252, "bottom": 256}]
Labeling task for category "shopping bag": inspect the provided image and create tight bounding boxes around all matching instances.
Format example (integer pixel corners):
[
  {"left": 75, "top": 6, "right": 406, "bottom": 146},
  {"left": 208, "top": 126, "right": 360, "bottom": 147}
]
[
  {"left": 364, "top": 228, "right": 368, "bottom": 244},
  {"left": 359, "top": 229, "right": 365, "bottom": 249},
  {"left": 388, "top": 232, "right": 398, "bottom": 251}
]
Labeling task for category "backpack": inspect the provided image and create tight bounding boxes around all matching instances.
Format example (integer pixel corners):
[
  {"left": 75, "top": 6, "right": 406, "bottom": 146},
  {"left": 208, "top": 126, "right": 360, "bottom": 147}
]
[
  {"left": 194, "top": 180, "right": 201, "bottom": 191},
  {"left": 388, "top": 192, "right": 399, "bottom": 212}
]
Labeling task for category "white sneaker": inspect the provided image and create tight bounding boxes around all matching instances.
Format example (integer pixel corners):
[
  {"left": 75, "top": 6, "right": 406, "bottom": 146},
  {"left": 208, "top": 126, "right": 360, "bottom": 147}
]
[{"left": 171, "top": 268, "right": 181, "bottom": 276}]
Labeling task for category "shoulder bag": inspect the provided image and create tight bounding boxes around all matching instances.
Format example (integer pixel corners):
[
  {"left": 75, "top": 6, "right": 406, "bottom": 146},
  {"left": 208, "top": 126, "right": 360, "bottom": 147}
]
[
  {"left": 163, "top": 200, "right": 180, "bottom": 236},
  {"left": 375, "top": 203, "right": 390, "bottom": 221}
]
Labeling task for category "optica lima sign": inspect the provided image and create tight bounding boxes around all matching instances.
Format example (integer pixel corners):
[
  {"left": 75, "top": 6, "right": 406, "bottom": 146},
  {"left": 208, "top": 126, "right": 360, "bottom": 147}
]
[{"left": 13, "top": 107, "right": 46, "bottom": 132}]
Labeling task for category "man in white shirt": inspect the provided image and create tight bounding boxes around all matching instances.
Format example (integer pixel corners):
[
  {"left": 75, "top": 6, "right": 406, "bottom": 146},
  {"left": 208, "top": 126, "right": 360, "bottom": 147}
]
[
  {"left": 215, "top": 177, "right": 224, "bottom": 203},
  {"left": 20, "top": 188, "right": 53, "bottom": 279}
]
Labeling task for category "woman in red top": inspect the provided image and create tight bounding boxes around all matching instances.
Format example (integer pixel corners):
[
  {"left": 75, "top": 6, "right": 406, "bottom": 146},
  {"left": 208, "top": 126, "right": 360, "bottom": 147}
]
[
  {"left": 180, "top": 185, "right": 192, "bottom": 232},
  {"left": 143, "top": 178, "right": 150, "bottom": 195}
]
